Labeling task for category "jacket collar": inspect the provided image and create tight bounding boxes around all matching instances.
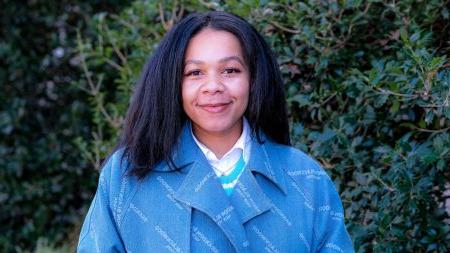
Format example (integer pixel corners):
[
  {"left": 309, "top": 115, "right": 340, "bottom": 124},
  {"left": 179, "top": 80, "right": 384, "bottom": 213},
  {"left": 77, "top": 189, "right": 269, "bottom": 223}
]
[
  {"left": 245, "top": 132, "right": 287, "bottom": 195},
  {"left": 159, "top": 122, "right": 287, "bottom": 195}
]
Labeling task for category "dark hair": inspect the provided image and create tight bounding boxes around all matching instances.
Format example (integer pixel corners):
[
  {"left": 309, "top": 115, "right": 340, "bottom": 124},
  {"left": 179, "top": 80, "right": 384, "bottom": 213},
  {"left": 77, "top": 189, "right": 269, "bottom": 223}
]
[{"left": 117, "top": 11, "right": 290, "bottom": 179}]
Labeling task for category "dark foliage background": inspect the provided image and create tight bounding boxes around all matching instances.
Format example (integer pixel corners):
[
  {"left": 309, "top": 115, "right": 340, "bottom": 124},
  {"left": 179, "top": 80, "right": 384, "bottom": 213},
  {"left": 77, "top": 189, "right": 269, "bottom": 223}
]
[
  {"left": 1, "top": 0, "right": 449, "bottom": 252},
  {"left": 0, "top": 0, "right": 130, "bottom": 251}
]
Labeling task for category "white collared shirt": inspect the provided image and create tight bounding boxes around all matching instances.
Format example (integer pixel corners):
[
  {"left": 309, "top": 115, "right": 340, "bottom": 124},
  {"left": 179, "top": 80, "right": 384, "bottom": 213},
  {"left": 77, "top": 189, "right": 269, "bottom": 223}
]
[{"left": 191, "top": 118, "right": 251, "bottom": 177}]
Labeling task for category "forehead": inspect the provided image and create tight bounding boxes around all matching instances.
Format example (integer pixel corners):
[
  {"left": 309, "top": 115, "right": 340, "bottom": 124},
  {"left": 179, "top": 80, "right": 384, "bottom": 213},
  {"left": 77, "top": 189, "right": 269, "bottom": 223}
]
[{"left": 184, "top": 28, "right": 245, "bottom": 63}]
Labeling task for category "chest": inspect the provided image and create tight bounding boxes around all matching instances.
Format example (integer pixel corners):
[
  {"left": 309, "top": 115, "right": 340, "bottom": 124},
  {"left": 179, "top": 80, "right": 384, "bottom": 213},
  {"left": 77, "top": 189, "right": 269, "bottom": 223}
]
[{"left": 117, "top": 171, "right": 316, "bottom": 253}]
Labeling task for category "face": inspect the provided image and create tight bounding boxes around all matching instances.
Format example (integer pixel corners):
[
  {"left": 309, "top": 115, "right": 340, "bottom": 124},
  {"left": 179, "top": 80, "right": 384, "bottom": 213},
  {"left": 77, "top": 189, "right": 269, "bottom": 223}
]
[{"left": 182, "top": 28, "right": 250, "bottom": 139}]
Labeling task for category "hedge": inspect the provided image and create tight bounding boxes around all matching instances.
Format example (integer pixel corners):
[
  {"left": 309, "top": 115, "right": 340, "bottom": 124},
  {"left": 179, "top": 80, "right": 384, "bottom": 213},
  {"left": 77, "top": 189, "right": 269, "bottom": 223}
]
[
  {"left": 2, "top": 0, "right": 450, "bottom": 252},
  {"left": 0, "top": 1, "right": 130, "bottom": 252}
]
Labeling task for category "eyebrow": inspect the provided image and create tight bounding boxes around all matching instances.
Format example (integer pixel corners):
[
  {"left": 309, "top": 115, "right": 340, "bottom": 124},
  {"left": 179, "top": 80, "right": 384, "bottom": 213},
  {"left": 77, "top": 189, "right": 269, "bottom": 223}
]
[{"left": 184, "top": 56, "right": 246, "bottom": 68}]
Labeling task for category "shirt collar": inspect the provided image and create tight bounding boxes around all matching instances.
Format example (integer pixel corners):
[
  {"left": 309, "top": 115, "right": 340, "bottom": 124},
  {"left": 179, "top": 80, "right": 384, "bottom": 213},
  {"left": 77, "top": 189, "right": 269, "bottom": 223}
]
[{"left": 190, "top": 118, "right": 251, "bottom": 163}]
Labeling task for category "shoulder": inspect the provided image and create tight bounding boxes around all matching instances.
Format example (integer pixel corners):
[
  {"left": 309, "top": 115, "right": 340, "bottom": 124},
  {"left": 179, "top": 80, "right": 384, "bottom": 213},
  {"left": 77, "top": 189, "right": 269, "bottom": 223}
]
[
  {"left": 265, "top": 141, "right": 326, "bottom": 176},
  {"left": 98, "top": 148, "right": 139, "bottom": 215},
  {"left": 266, "top": 141, "right": 348, "bottom": 231},
  {"left": 265, "top": 141, "right": 337, "bottom": 203},
  {"left": 99, "top": 148, "right": 131, "bottom": 188},
  {"left": 264, "top": 141, "right": 353, "bottom": 250}
]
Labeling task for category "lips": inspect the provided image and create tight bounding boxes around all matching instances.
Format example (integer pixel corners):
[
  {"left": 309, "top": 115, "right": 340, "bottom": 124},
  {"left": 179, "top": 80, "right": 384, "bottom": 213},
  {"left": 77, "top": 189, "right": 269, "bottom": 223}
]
[{"left": 198, "top": 102, "right": 232, "bottom": 113}]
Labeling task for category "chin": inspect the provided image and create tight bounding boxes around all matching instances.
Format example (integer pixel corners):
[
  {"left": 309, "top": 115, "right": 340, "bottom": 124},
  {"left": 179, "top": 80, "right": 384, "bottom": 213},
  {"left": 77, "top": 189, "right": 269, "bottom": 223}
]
[
  {"left": 194, "top": 119, "right": 240, "bottom": 135},
  {"left": 200, "top": 122, "right": 233, "bottom": 133}
]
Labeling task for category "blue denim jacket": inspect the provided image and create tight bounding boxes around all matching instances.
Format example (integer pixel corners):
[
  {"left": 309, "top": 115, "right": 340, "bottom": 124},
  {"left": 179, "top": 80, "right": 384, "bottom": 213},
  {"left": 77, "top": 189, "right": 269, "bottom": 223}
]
[{"left": 77, "top": 124, "right": 354, "bottom": 252}]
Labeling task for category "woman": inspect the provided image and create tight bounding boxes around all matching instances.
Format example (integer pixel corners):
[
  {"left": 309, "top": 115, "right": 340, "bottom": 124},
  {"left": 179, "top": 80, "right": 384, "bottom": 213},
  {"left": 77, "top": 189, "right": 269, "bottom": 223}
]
[{"left": 77, "top": 11, "right": 354, "bottom": 253}]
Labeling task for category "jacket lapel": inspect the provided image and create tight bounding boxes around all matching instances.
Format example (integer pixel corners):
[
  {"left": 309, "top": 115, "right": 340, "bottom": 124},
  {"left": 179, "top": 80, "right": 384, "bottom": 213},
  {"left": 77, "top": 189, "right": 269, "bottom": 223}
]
[
  {"left": 229, "top": 167, "right": 273, "bottom": 224},
  {"left": 246, "top": 135, "right": 287, "bottom": 195},
  {"left": 229, "top": 134, "right": 288, "bottom": 224},
  {"left": 171, "top": 123, "right": 250, "bottom": 252}
]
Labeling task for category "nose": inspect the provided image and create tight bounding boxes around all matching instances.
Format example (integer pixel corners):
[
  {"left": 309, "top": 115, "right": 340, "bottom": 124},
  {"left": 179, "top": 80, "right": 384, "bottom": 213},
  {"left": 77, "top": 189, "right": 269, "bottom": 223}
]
[{"left": 200, "top": 74, "right": 224, "bottom": 94}]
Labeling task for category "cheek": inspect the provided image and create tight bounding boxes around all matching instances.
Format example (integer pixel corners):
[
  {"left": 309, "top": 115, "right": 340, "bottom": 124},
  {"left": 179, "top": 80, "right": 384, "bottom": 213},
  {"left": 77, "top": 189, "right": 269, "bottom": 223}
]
[
  {"left": 181, "top": 82, "right": 193, "bottom": 103},
  {"left": 238, "top": 74, "right": 250, "bottom": 99},
  {"left": 181, "top": 83, "right": 199, "bottom": 118},
  {"left": 236, "top": 81, "right": 250, "bottom": 102},
  {"left": 232, "top": 86, "right": 250, "bottom": 115}
]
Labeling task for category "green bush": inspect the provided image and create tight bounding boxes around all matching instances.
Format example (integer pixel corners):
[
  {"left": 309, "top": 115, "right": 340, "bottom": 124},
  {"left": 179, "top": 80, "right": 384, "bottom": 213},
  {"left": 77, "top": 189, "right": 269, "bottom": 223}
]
[{"left": 0, "top": 1, "right": 130, "bottom": 252}]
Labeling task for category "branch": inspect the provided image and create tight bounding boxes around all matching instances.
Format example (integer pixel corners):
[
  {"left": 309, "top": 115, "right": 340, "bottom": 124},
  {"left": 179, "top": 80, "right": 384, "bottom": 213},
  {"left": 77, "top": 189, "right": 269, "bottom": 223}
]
[
  {"left": 411, "top": 126, "right": 450, "bottom": 133},
  {"left": 268, "top": 20, "right": 300, "bottom": 34},
  {"left": 373, "top": 87, "right": 418, "bottom": 98}
]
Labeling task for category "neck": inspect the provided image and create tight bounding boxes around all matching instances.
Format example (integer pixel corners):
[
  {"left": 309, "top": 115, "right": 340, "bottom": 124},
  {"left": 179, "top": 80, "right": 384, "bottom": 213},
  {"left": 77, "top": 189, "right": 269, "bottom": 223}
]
[{"left": 192, "top": 120, "right": 243, "bottom": 159}]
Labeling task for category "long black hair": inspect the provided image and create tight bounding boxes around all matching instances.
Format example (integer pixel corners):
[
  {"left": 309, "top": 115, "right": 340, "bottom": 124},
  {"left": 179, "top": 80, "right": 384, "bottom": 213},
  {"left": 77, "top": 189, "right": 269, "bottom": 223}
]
[{"left": 117, "top": 11, "right": 290, "bottom": 179}]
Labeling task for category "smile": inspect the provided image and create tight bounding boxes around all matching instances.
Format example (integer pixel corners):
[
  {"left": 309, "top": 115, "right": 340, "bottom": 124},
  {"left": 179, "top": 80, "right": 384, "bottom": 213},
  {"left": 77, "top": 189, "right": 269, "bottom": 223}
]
[{"left": 198, "top": 102, "right": 232, "bottom": 113}]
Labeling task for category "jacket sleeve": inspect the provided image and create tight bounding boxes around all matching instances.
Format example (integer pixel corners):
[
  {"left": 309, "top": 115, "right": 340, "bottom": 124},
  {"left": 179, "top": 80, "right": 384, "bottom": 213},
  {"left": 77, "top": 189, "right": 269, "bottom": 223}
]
[
  {"left": 77, "top": 156, "right": 126, "bottom": 253},
  {"left": 314, "top": 177, "right": 355, "bottom": 253}
]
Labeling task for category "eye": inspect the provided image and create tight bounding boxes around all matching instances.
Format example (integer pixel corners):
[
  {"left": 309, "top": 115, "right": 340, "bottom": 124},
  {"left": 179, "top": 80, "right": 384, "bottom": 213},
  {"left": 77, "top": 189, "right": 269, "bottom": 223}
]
[
  {"left": 185, "top": 70, "right": 202, "bottom": 76},
  {"left": 223, "top": 68, "right": 241, "bottom": 74}
]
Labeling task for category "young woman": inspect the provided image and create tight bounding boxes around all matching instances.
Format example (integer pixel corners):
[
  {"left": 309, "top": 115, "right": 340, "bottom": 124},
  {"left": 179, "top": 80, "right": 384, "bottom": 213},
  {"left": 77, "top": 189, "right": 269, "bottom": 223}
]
[{"left": 77, "top": 11, "right": 354, "bottom": 253}]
